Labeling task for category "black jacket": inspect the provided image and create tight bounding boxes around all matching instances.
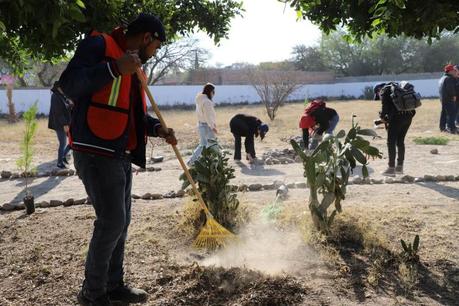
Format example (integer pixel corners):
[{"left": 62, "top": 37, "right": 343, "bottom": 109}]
[
  {"left": 59, "top": 33, "right": 161, "bottom": 168},
  {"left": 312, "top": 107, "right": 337, "bottom": 134},
  {"left": 439, "top": 73, "right": 456, "bottom": 104},
  {"left": 48, "top": 92, "right": 71, "bottom": 131},
  {"left": 229, "top": 114, "right": 261, "bottom": 137}
]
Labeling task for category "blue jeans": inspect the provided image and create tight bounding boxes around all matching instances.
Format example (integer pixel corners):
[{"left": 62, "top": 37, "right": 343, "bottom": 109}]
[
  {"left": 310, "top": 114, "right": 340, "bottom": 150},
  {"left": 74, "top": 151, "right": 132, "bottom": 299},
  {"left": 439, "top": 101, "right": 457, "bottom": 132},
  {"left": 188, "top": 123, "right": 216, "bottom": 165},
  {"left": 56, "top": 128, "right": 71, "bottom": 165}
]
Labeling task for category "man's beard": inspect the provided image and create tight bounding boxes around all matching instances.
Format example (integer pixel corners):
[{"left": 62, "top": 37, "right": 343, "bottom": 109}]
[{"left": 138, "top": 46, "right": 149, "bottom": 64}]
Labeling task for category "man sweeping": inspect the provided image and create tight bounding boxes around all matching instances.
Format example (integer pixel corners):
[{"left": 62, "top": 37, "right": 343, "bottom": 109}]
[{"left": 59, "top": 13, "right": 177, "bottom": 306}]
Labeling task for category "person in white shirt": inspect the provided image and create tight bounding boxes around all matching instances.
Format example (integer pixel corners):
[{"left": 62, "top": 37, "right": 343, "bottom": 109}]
[{"left": 188, "top": 83, "right": 218, "bottom": 165}]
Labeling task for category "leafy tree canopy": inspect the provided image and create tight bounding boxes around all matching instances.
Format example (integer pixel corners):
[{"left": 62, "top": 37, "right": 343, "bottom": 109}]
[
  {"left": 0, "top": 0, "right": 243, "bottom": 73},
  {"left": 282, "top": 0, "right": 459, "bottom": 41}
]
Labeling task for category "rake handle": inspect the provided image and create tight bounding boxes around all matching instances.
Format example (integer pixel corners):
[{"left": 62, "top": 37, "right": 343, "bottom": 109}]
[{"left": 136, "top": 69, "right": 211, "bottom": 216}]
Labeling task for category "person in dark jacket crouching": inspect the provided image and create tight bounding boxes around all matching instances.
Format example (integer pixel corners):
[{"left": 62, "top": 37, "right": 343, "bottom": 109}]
[
  {"left": 374, "top": 82, "right": 415, "bottom": 177},
  {"left": 229, "top": 114, "right": 268, "bottom": 163},
  {"left": 48, "top": 81, "right": 73, "bottom": 168},
  {"left": 59, "top": 13, "right": 177, "bottom": 306},
  {"left": 299, "top": 104, "right": 339, "bottom": 150}
]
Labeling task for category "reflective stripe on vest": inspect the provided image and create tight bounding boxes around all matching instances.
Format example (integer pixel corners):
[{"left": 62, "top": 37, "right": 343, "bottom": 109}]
[{"left": 108, "top": 76, "right": 121, "bottom": 107}]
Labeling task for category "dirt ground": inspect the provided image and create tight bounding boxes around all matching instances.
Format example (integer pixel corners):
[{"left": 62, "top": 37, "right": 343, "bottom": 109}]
[{"left": 1, "top": 100, "right": 459, "bottom": 305}]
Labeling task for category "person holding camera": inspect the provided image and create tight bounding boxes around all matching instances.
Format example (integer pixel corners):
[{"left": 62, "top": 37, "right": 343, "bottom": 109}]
[{"left": 374, "top": 82, "right": 415, "bottom": 177}]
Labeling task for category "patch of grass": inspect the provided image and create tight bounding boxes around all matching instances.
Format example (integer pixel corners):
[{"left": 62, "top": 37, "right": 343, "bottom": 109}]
[{"left": 413, "top": 136, "right": 449, "bottom": 145}]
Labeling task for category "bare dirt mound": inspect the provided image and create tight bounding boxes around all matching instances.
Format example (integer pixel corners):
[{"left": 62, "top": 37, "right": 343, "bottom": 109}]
[{"left": 150, "top": 264, "right": 307, "bottom": 306}]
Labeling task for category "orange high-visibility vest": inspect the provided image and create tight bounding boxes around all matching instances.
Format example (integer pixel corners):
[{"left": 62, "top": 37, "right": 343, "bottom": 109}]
[{"left": 86, "top": 31, "right": 146, "bottom": 140}]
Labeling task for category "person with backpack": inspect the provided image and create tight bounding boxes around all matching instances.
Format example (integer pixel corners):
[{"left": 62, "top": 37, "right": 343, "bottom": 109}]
[
  {"left": 229, "top": 114, "right": 269, "bottom": 163},
  {"left": 438, "top": 64, "right": 457, "bottom": 134},
  {"left": 374, "top": 81, "right": 417, "bottom": 177},
  {"left": 299, "top": 99, "right": 339, "bottom": 150},
  {"left": 187, "top": 83, "right": 218, "bottom": 166}
]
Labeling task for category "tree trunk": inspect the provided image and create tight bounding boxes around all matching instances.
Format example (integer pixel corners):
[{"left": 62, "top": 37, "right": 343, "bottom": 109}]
[{"left": 6, "top": 84, "right": 18, "bottom": 123}]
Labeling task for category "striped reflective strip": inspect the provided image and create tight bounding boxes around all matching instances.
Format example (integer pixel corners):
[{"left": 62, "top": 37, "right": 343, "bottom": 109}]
[{"left": 108, "top": 77, "right": 121, "bottom": 107}]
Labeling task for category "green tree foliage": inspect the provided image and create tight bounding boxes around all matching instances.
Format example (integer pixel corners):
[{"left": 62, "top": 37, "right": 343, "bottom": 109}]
[
  {"left": 0, "top": 0, "right": 243, "bottom": 73},
  {"left": 292, "top": 31, "right": 459, "bottom": 75},
  {"left": 282, "top": 0, "right": 459, "bottom": 41},
  {"left": 16, "top": 103, "right": 38, "bottom": 196},
  {"left": 291, "top": 124, "right": 382, "bottom": 233},
  {"left": 180, "top": 144, "right": 241, "bottom": 231}
]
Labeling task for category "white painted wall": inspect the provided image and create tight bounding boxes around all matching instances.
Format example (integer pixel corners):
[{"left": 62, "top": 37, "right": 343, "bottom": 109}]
[{"left": 0, "top": 79, "right": 440, "bottom": 115}]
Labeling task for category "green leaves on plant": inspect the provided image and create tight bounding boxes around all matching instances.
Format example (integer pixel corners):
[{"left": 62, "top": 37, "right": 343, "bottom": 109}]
[{"left": 400, "top": 234, "right": 420, "bottom": 263}]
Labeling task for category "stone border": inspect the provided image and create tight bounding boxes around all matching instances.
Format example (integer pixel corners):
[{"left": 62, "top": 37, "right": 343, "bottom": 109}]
[
  {"left": 0, "top": 166, "right": 162, "bottom": 181},
  {"left": 2, "top": 175, "right": 458, "bottom": 213}
]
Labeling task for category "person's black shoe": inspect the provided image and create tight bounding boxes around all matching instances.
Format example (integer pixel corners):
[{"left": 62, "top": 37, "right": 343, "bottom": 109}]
[
  {"left": 77, "top": 290, "right": 111, "bottom": 306},
  {"left": 57, "top": 163, "right": 67, "bottom": 169},
  {"left": 108, "top": 285, "right": 148, "bottom": 304},
  {"left": 62, "top": 157, "right": 69, "bottom": 165}
]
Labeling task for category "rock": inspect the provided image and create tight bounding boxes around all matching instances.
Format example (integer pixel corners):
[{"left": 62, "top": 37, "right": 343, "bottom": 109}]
[
  {"left": 295, "top": 182, "right": 307, "bottom": 189},
  {"left": 430, "top": 148, "right": 439, "bottom": 154},
  {"left": 229, "top": 185, "right": 239, "bottom": 192},
  {"left": 424, "top": 175, "right": 436, "bottom": 182},
  {"left": 37, "top": 201, "right": 50, "bottom": 208},
  {"left": 14, "top": 203, "right": 25, "bottom": 210},
  {"left": 163, "top": 191, "right": 176, "bottom": 198},
  {"left": 49, "top": 200, "right": 63, "bottom": 207},
  {"left": 273, "top": 180, "right": 283, "bottom": 188},
  {"left": 141, "top": 193, "right": 152, "bottom": 200},
  {"left": 238, "top": 184, "right": 248, "bottom": 192},
  {"left": 151, "top": 156, "right": 164, "bottom": 163},
  {"left": 384, "top": 177, "right": 394, "bottom": 184},
  {"left": 401, "top": 175, "right": 415, "bottom": 183},
  {"left": 1, "top": 202, "right": 15, "bottom": 211},
  {"left": 54, "top": 169, "right": 70, "bottom": 176},
  {"left": 146, "top": 167, "right": 156, "bottom": 172},
  {"left": 363, "top": 178, "right": 371, "bottom": 184},
  {"left": 262, "top": 183, "right": 275, "bottom": 190},
  {"left": 352, "top": 176, "right": 363, "bottom": 184},
  {"left": 414, "top": 177, "right": 424, "bottom": 183},
  {"left": 36, "top": 172, "right": 49, "bottom": 178},
  {"left": 393, "top": 178, "right": 403, "bottom": 184},
  {"left": 370, "top": 179, "right": 383, "bottom": 184},
  {"left": 456, "top": 176, "right": 459, "bottom": 181},
  {"left": 10, "top": 173, "right": 20, "bottom": 179},
  {"left": 63, "top": 198, "right": 74, "bottom": 207},
  {"left": 248, "top": 184, "right": 262, "bottom": 191},
  {"left": 294, "top": 156, "right": 303, "bottom": 163},
  {"left": 436, "top": 175, "right": 446, "bottom": 182},
  {"left": 151, "top": 194, "right": 163, "bottom": 200},
  {"left": 68, "top": 169, "right": 75, "bottom": 176},
  {"left": 136, "top": 168, "right": 146, "bottom": 173},
  {"left": 286, "top": 183, "right": 296, "bottom": 189},
  {"left": 1, "top": 171, "right": 12, "bottom": 179},
  {"left": 445, "top": 175, "right": 455, "bottom": 182},
  {"left": 176, "top": 190, "right": 186, "bottom": 198},
  {"left": 74, "top": 198, "right": 86, "bottom": 205},
  {"left": 271, "top": 159, "right": 280, "bottom": 165},
  {"left": 132, "top": 194, "right": 141, "bottom": 199},
  {"left": 265, "top": 158, "right": 273, "bottom": 165},
  {"left": 154, "top": 168, "right": 162, "bottom": 172}
]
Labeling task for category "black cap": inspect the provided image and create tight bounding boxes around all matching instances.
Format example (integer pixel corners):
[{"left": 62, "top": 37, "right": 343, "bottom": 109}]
[
  {"left": 127, "top": 13, "right": 166, "bottom": 42},
  {"left": 373, "top": 83, "right": 386, "bottom": 100}
]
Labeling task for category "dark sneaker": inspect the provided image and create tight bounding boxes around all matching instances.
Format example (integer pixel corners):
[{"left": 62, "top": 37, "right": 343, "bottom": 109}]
[
  {"left": 77, "top": 290, "right": 111, "bottom": 306},
  {"left": 381, "top": 167, "right": 396, "bottom": 177},
  {"left": 108, "top": 285, "right": 148, "bottom": 304},
  {"left": 62, "top": 157, "right": 70, "bottom": 165},
  {"left": 395, "top": 165, "right": 403, "bottom": 174},
  {"left": 57, "top": 163, "right": 67, "bottom": 169}
]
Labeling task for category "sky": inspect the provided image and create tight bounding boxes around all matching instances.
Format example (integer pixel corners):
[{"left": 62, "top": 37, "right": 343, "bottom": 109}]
[{"left": 193, "top": 0, "right": 322, "bottom": 67}]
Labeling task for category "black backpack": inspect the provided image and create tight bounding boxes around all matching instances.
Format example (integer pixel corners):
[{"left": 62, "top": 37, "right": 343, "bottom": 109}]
[{"left": 387, "top": 81, "right": 422, "bottom": 111}]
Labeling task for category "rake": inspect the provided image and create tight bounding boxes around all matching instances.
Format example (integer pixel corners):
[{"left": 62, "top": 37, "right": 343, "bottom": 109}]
[{"left": 136, "top": 69, "right": 236, "bottom": 250}]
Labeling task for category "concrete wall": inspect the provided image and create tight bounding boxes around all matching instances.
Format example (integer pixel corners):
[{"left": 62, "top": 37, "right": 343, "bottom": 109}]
[{"left": 0, "top": 78, "right": 440, "bottom": 115}]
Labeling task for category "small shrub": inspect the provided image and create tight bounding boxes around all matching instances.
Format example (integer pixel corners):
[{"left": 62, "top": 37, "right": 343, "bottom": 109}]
[
  {"left": 16, "top": 103, "right": 38, "bottom": 195},
  {"left": 180, "top": 142, "right": 245, "bottom": 231},
  {"left": 413, "top": 136, "right": 449, "bottom": 145}
]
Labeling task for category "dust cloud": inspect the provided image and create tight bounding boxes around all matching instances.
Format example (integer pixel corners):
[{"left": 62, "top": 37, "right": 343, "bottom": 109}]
[{"left": 201, "top": 220, "right": 321, "bottom": 276}]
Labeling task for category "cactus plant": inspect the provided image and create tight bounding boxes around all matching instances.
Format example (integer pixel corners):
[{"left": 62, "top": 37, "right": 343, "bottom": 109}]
[
  {"left": 291, "top": 123, "right": 382, "bottom": 233},
  {"left": 400, "top": 235, "right": 420, "bottom": 263}
]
